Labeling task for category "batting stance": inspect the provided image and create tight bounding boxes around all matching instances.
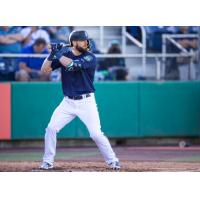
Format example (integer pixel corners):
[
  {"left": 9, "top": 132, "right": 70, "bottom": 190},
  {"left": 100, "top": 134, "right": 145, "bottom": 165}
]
[{"left": 40, "top": 30, "right": 120, "bottom": 170}]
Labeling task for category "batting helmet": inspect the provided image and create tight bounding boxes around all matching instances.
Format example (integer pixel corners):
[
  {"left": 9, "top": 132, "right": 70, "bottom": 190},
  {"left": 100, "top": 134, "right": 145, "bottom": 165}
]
[{"left": 69, "top": 30, "right": 90, "bottom": 50}]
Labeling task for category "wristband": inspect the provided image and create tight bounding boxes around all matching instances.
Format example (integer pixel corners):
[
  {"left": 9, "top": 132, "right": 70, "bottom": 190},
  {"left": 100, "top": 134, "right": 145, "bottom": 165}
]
[{"left": 65, "top": 61, "right": 74, "bottom": 71}]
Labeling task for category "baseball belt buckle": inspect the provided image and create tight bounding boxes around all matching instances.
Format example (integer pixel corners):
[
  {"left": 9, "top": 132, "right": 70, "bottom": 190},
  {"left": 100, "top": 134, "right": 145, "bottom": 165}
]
[{"left": 82, "top": 94, "right": 87, "bottom": 99}]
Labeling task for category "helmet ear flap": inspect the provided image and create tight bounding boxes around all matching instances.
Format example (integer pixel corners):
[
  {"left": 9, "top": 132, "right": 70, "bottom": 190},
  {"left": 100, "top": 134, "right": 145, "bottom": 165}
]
[
  {"left": 87, "top": 40, "right": 90, "bottom": 51},
  {"left": 70, "top": 40, "right": 73, "bottom": 47}
]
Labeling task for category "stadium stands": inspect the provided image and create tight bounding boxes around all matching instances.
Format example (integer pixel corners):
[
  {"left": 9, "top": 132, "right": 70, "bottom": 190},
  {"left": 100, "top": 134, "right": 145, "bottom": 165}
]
[{"left": 0, "top": 26, "right": 199, "bottom": 82}]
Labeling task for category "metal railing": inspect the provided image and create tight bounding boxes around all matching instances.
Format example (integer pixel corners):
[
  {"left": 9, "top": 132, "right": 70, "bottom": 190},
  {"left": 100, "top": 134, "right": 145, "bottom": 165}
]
[
  {"left": 0, "top": 29, "right": 199, "bottom": 81},
  {"left": 0, "top": 52, "right": 196, "bottom": 81},
  {"left": 121, "top": 26, "right": 147, "bottom": 75},
  {"left": 81, "top": 26, "right": 146, "bottom": 76},
  {"left": 98, "top": 26, "right": 123, "bottom": 50},
  {"left": 162, "top": 34, "right": 199, "bottom": 67},
  {"left": 91, "top": 28, "right": 198, "bottom": 80},
  {"left": 95, "top": 26, "right": 147, "bottom": 74},
  {"left": 0, "top": 53, "right": 194, "bottom": 58}
]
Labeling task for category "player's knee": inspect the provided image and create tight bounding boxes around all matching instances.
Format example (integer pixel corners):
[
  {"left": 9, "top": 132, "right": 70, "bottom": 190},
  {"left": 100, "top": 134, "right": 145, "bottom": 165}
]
[
  {"left": 89, "top": 129, "right": 103, "bottom": 141},
  {"left": 45, "top": 126, "right": 58, "bottom": 135}
]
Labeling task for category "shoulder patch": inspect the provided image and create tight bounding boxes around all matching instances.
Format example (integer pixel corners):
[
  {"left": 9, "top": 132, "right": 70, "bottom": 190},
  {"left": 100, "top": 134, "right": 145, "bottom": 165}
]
[{"left": 84, "top": 55, "right": 93, "bottom": 62}]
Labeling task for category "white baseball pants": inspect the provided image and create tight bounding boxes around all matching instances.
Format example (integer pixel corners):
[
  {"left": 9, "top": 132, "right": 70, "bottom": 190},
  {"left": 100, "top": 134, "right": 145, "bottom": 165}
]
[{"left": 42, "top": 93, "right": 118, "bottom": 165}]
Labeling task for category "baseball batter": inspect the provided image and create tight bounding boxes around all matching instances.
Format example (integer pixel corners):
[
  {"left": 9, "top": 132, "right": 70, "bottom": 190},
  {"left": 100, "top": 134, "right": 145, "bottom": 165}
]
[{"left": 40, "top": 30, "right": 120, "bottom": 170}]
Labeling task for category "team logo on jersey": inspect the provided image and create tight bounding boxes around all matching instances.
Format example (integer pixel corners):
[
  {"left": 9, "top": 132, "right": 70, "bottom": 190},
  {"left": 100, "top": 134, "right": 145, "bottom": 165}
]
[{"left": 84, "top": 55, "right": 93, "bottom": 62}]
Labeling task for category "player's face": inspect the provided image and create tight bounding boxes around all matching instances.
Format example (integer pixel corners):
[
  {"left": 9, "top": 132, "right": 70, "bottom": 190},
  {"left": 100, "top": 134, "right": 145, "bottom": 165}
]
[
  {"left": 76, "top": 40, "right": 88, "bottom": 48},
  {"left": 73, "top": 40, "right": 88, "bottom": 53}
]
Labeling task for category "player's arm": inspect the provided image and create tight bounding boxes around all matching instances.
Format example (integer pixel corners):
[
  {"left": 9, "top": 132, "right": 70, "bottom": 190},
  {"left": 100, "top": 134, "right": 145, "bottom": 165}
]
[
  {"left": 56, "top": 52, "right": 96, "bottom": 72},
  {"left": 51, "top": 48, "right": 72, "bottom": 67},
  {"left": 41, "top": 57, "right": 62, "bottom": 73},
  {"left": 41, "top": 58, "right": 53, "bottom": 73}
]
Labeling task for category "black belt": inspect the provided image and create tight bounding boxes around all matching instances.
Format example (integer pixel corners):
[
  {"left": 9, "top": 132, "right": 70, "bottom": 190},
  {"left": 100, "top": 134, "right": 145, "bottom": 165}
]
[{"left": 67, "top": 93, "right": 91, "bottom": 100}]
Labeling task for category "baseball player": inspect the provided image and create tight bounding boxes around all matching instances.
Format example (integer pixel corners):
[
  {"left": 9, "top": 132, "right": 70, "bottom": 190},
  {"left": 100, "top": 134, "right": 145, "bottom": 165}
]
[{"left": 40, "top": 30, "right": 120, "bottom": 170}]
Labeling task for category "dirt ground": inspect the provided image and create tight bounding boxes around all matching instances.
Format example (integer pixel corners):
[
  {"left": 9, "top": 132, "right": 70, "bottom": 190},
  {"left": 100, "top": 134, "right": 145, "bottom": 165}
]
[
  {"left": 0, "top": 146, "right": 200, "bottom": 172},
  {"left": 0, "top": 160, "right": 200, "bottom": 172}
]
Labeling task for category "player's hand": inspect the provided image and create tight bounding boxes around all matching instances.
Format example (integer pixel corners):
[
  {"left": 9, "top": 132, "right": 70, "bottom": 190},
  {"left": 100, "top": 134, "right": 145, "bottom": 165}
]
[
  {"left": 48, "top": 43, "right": 63, "bottom": 52},
  {"left": 47, "top": 44, "right": 56, "bottom": 53},
  {"left": 47, "top": 43, "right": 61, "bottom": 61}
]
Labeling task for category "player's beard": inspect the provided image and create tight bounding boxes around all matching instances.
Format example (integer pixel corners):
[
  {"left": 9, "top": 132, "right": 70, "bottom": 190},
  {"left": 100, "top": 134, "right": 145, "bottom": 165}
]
[{"left": 75, "top": 45, "right": 87, "bottom": 53}]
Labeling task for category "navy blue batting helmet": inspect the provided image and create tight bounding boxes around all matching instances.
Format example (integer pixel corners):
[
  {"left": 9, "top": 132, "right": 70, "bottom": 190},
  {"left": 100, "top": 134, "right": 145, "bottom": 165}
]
[{"left": 69, "top": 30, "right": 90, "bottom": 50}]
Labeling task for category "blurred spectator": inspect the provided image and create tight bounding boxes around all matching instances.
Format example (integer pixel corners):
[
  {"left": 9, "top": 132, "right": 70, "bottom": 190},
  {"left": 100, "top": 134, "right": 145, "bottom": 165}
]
[
  {"left": 0, "top": 26, "right": 23, "bottom": 81},
  {"left": 145, "top": 26, "right": 178, "bottom": 52},
  {"left": 94, "top": 70, "right": 108, "bottom": 81},
  {"left": 189, "top": 26, "right": 199, "bottom": 33},
  {"left": 176, "top": 26, "right": 198, "bottom": 50},
  {"left": 0, "top": 26, "right": 22, "bottom": 53},
  {"left": 99, "top": 40, "right": 125, "bottom": 71},
  {"left": 20, "top": 26, "right": 50, "bottom": 47},
  {"left": 95, "top": 67, "right": 128, "bottom": 81},
  {"left": 44, "top": 26, "right": 72, "bottom": 43},
  {"left": 109, "top": 67, "right": 128, "bottom": 81},
  {"left": 16, "top": 38, "right": 49, "bottom": 81},
  {"left": 165, "top": 26, "right": 198, "bottom": 80}
]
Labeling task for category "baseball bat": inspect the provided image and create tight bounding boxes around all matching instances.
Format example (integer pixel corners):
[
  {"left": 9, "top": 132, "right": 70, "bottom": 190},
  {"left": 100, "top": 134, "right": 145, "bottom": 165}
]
[{"left": 47, "top": 43, "right": 72, "bottom": 50}]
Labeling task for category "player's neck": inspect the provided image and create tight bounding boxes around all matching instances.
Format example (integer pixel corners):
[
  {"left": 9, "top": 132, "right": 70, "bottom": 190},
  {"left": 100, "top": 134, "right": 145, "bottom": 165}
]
[{"left": 72, "top": 49, "right": 82, "bottom": 56}]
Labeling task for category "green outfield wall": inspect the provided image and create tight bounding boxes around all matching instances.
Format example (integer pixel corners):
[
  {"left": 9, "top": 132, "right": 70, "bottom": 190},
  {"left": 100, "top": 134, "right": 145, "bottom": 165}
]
[{"left": 1, "top": 81, "right": 200, "bottom": 140}]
